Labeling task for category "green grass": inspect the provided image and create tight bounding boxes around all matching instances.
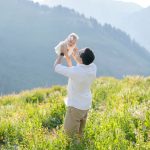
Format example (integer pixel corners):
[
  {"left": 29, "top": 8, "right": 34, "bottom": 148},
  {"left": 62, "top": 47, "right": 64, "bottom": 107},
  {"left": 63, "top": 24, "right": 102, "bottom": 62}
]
[{"left": 0, "top": 76, "right": 150, "bottom": 150}]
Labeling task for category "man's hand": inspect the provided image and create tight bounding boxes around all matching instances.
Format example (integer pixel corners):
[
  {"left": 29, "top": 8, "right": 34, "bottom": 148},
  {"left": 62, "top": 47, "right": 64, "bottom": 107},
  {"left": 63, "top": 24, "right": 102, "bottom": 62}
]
[
  {"left": 60, "top": 43, "right": 68, "bottom": 55},
  {"left": 60, "top": 43, "right": 73, "bottom": 67},
  {"left": 54, "top": 55, "right": 64, "bottom": 69},
  {"left": 72, "top": 47, "right": 78, "bottom": 56},
  {"left": 72, "top": 47, "right": 78, "bottom": 63}
]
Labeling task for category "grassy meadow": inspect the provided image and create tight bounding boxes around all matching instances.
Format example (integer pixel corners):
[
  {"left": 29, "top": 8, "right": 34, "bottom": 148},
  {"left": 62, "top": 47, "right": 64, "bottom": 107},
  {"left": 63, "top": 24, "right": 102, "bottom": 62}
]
[{"left": 0, "top": 76, "right": 150, "bottom": 150}]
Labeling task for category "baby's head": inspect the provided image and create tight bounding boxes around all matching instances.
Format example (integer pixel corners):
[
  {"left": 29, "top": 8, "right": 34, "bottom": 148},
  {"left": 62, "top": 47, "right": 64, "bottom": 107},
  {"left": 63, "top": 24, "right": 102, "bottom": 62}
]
[{"left": 66, "top": 33, "right": 79, "bottom": 47}]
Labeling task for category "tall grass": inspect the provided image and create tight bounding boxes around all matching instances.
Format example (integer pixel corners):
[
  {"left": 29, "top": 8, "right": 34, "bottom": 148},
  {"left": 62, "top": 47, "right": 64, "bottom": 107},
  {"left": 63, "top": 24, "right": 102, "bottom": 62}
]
[{"left": 0, "top": 76, "right": 150, "bottom": 149}]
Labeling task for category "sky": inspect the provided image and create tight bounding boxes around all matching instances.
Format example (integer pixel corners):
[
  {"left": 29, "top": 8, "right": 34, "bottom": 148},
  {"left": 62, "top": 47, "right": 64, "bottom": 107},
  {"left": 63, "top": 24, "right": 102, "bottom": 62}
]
[
  {"left": 32, "top": 0, "right": 150, "bottom": 8},
  {"left": 118, "top": 0, "right": 150, "bottom": 7}
]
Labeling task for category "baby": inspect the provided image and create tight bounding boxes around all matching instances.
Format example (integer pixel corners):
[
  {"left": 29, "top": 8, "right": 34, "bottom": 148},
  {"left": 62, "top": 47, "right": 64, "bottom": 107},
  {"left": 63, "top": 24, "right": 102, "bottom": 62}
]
[{"left": 55, "top": 33, "right": 79, "bottom": 67}]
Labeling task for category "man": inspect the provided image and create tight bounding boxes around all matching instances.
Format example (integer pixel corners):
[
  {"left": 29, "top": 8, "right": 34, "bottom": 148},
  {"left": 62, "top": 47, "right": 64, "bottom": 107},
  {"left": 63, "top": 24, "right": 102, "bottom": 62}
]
[{"left": 54, "top": 45, "right": 97, "bottom": 138}]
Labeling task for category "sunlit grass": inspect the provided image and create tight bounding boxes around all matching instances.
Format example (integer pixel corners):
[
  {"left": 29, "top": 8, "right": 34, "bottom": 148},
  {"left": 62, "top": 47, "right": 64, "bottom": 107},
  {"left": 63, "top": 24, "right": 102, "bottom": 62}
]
[{"left": 0, "top": 76, "right": 150, "bottom": 149}]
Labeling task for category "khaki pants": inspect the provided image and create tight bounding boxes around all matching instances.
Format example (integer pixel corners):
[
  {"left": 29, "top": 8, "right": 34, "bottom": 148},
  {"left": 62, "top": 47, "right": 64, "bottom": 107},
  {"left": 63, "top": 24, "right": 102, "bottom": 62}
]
[{"left": 64, "top": 106, "right": 89, "bottom": 137}]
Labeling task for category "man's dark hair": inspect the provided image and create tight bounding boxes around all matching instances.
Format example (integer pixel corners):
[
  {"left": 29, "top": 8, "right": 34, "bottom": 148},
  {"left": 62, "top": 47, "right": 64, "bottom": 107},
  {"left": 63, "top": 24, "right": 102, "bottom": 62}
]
[{"left": 80, "top": 48, "right": 95, "bottom": 65}]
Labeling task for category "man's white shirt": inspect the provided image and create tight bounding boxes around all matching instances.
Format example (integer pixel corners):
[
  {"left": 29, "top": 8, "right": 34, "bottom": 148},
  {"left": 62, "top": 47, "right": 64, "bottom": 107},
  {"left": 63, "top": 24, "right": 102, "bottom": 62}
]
[{"left": 55, "top": 63, "right": 97, "bottom": 110}]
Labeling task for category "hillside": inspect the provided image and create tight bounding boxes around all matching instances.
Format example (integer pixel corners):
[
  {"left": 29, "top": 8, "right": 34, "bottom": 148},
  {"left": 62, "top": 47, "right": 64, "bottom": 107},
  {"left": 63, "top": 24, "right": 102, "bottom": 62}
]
[
  {"left": 120, "top": 7, "right": 150, "bottom": 51},
  {"left": 37, "top": 0, "right": 150, "bottom": 52},
  {"left": 0, "top": 76, "right": 150, "bottom": 149},
  {"left": 0, "top": 0, "right": 150, "bottom": 95},
  {"left": 32, "top": 0, "right": 142, "bottom": 25}
]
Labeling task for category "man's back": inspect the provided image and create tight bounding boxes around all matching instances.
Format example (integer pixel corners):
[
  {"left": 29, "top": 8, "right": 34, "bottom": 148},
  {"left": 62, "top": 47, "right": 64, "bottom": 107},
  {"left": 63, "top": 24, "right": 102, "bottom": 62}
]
[{"left": 55, "top": 63, "right": 97, "bottom": 110}]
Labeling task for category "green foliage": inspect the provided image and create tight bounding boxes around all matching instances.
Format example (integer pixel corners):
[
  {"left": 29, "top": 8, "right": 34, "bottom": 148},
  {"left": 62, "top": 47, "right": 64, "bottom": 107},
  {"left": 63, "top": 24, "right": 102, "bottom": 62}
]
[
  {"left": 0, "top": 76, "right": 150, "bottom": 149},
  {"left": 42, "top": 102, "right": 66, "bottom": 130}
]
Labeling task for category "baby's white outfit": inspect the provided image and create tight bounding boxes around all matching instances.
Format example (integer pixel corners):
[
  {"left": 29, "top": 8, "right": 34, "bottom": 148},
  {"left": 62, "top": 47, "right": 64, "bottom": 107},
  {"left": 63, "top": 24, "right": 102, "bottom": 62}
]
[{"left": 55, "top": 41, "right": 76, "bottom": 56}]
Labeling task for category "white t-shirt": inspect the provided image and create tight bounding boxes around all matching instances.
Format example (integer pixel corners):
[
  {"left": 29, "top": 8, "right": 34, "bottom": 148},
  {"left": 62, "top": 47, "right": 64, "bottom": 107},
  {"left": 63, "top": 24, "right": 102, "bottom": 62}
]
[
  {"left": 55, "top": 63, "right": 97, "bottom": 110},
  {"left": 54, "top": 41, "right": 76, "bottom": 56}
]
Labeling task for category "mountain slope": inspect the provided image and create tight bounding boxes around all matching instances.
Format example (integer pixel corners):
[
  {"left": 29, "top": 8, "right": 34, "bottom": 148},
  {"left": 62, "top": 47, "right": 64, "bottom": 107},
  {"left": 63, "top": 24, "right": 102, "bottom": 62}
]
[
  {"left": 34, "top": 0, "right": 150, "bottom": 52},
  {"left": 120, "top": 6, "right": 150, "bottom": 51},
  {"left": 0, "top": 0, "right": 150, "bottom": 95},
  {"left": 32, "top": 0, "right": 142, "bottom": 25}
]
